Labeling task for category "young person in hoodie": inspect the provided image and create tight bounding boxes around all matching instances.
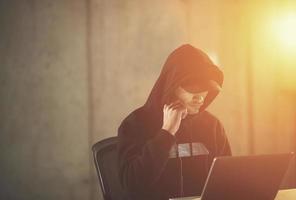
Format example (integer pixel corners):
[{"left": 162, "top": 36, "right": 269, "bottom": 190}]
[{"left": 117, "top": 44, "right": 231, "bottom": 200}]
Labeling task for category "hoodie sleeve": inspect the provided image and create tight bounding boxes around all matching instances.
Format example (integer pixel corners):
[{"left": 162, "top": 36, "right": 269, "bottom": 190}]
[
  {"left": 214, "top": 119, "right": 232, "bottom": 156},
  {"left": 117, "top": 118, "right": 176, "bottom": 196}
]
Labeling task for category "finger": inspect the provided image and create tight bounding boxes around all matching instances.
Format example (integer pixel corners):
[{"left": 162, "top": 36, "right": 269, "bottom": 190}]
[
  {"left": 175, "top": 106, "right": 187, "bottom": 115},
  {"left": 181, "top": 107, "right": 187, "bottom": 114},
  {"left": 171, "top": 103, "right": 184, "bottom": 110},
  {"left": 172, "top": 101, "right": 185, "bottom": 108},
  {"left": 169, "top": 101, "right": 181, "bottom": 107},
  {"left": 168, "top": 100, "right": 181, "bottom": 108},
  {"left": 163, "top": 104, "right": 168, "bottom": 113},
  {"left": 181, "top": 108, "right": 188, "bottom": 119},
  {"left": 168, "top": 103, "right": 176, "bottom": 108}
]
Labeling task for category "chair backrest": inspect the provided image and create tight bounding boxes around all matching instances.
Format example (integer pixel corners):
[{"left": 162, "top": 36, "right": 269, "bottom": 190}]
[{"left": 92, "top": 137, "right": 127, "bottom": 200}]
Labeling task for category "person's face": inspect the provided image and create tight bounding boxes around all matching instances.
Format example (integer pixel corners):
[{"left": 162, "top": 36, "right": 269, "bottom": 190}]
[{"left": 174, "top": 85, "right": 208, "bottom": 115}]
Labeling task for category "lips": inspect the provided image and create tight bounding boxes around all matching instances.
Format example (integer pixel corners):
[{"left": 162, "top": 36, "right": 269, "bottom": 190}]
[{"left": 188, "top": 103, "right": 202, "bottom": 107}]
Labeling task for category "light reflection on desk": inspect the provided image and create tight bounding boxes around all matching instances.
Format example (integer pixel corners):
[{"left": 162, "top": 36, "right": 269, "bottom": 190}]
[{"left": 170, "top": 189, "right": 296, "bottom": 200}]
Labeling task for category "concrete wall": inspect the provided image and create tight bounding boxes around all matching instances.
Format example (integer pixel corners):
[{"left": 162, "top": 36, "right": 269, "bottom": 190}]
[
  {"left": 0, "top": 0, "right": 295, "bottom": 200},
  {"left": 90, "top": 0, "right": 189, "bottom": 141},
  {"left": 0, "top": 0, "right": 191, "bottom": 199},
  {"left": 88, "top": 0, "right": 190, "bottom": 198},
  {"left": 0, "top": 1, "right": 91, "bottom": 199},
  {"left": 186, "top": 0, "right": 252, "bottom": 155}
]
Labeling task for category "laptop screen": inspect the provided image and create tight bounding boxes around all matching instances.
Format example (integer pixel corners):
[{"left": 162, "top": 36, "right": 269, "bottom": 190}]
[{"left": 199, "top": 153, "right": 294, "bottom": 200}]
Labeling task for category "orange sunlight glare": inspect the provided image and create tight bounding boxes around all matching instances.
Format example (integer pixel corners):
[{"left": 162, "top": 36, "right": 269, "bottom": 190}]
[
  {"left": 273, "top": 13, "right": 296, "bottom": 51},
  {"left": 269, "top": 11, "right": 296, "bottom": 91}
]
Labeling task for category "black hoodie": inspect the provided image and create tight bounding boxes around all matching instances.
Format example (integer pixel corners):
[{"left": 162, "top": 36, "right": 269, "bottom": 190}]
[{"left": 117, "top": 44, "right": 231, "bottom": 200}]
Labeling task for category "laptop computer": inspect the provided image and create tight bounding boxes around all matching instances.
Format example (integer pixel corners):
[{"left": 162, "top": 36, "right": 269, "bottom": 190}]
[{"left": 170, "top": 153, "right": 294, "bottom": 200}]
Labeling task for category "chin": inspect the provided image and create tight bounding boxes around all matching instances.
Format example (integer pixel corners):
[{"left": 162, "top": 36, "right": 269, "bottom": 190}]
[
  {"left": 187, "top": 109, "right": 199, "bottom": 115},
  {"left": 186, "top": 105, "right": 201, "bottom": 115}
]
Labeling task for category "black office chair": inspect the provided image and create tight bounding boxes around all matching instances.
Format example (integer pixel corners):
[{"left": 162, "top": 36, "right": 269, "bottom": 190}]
[{"left": 92, "top": 137, "right": 127, "bottom": 200}]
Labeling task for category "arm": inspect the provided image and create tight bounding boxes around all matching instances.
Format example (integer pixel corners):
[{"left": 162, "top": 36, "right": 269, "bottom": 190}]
[
  {"left": 117, "top": 120, "right": 176, "bottom": 196},
  {"left": 118, "top": 102, "right": 186, "bottom": 197}
]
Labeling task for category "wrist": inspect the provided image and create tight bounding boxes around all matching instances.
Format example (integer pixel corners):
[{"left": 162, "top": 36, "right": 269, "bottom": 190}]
[{"left": 161, "top": 126, "right": 174, "bottom": 135}]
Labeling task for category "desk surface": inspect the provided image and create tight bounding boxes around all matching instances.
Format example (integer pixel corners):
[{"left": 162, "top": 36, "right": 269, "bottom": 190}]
[
  {"left": 170, "top": 189, "right": 296, "bottom": 200},
  {"left": 275, "top": 189, "right": 296, "bottom": 200}
]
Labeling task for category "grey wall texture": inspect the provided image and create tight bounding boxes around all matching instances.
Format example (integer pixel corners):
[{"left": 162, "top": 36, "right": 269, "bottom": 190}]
[
  {"left": 0, "top": 0, "right": 295, "bottom": 200},
  {"left": 0, "top": 0, "right": 190, "bottom": 199},
  {"left": 0, "top": 0, "right": 91, "bottom": 199}
]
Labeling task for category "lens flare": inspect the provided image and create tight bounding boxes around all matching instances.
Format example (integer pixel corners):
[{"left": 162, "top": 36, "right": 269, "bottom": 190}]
[{"left": 274, "top": 13, "right": 296, "bottom": 50}]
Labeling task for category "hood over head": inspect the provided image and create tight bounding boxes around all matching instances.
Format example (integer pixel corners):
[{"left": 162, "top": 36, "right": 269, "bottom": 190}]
[{"left": 143, "top": 44, "right": 223, "bottom": 120}]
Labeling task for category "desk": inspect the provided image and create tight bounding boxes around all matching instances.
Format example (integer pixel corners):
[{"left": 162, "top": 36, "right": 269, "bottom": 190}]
[
  {"left": 170, "top": 189, "right": 296, "bottom": 200},
  {"left": 275, "top": 189, "right": 296, "bottom": 200}
]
